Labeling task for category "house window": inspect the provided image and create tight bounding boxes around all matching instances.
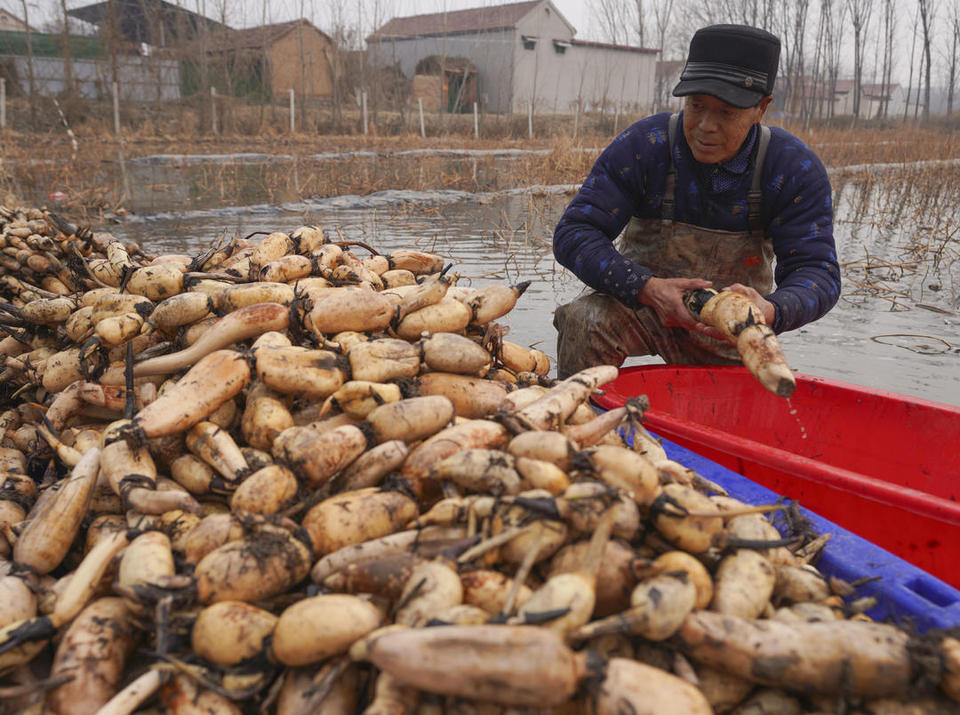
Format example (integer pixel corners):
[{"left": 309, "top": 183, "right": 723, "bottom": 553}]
[
  {"left": 522, "top": 35, "right": 537, "bottom": 50},
  {"left": 553, "top": 40, "right": 570, "bottom": 54}
]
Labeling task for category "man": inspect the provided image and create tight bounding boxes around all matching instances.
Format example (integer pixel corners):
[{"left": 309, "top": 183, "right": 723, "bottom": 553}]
[{"left": 552, "top": 24, "right": 840, "bottom": 378}]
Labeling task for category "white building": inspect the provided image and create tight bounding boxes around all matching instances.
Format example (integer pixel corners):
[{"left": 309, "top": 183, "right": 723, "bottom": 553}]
[
  {"left": 0, "top": 9, "right": 31, "bottom": 33},
  {"left": 367, "top": 0, "right": 659, "bottom": 115}
]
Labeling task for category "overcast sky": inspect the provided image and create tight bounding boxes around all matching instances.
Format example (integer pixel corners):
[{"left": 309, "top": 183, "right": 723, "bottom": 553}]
[{"left": 4, "top": 0, "right": 944, "bottom": 87}]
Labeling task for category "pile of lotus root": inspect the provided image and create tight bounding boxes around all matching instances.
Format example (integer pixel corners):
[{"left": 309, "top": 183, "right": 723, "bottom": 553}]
[{"left": 0, "top": 206, "right": 956, "bottom": 714}]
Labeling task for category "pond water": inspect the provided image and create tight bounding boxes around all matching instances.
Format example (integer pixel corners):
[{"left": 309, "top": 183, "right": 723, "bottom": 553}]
[{"left": 88, "top": 153, "right": 960, "bottom": 407}]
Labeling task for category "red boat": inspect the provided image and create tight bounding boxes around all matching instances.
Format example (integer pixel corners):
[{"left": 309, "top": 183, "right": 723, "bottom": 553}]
[{"left": 593, "top": 365, "right": 960, "bottom": 589}]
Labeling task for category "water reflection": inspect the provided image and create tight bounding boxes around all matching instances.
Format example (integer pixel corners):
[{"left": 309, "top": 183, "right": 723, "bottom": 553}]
[{"left": 21, "top": 151, "right": 558, "bottom": 217}]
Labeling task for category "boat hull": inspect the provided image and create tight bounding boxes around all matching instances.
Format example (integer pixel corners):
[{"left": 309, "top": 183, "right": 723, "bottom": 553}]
[{"left": 594, "top": 365, "right": 960, "bottom": 589}]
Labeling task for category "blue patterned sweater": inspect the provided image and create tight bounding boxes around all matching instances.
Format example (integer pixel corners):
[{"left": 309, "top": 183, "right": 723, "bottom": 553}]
[{"left": 553, "top": 111, "right": 841, "bottom": 334}]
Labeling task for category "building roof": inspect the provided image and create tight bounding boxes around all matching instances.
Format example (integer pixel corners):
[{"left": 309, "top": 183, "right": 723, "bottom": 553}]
[
  {"left": 369, "top": 0, "right": 543, "bottom": 40},
  {"left": 571, "top": 38, "right": 658, "bottom": 55},
  {"left": 68, "top": 0, "right": 228, "bottom": 45},
  {"left": 800, "top": 83, "right": 837, "bottom": 101},
  {"left": 202, "top": 19, "right": 330, "bottom": 53},
  {"left": 0, "top": 9, "right": 33, "bottom": 33},
  {"left": 831, "top": 79, "right": 855, "bottom": 94},
  {"left": 782, "top": 78, "right": 901, "bottom": 101},
  {"left": 861, "top": 83, "right": 899, "bottom": 99}
]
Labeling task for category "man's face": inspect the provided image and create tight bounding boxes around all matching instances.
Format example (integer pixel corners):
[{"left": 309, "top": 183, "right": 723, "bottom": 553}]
[{"left": 682, "top": 94, "right": 772, "bottom": 164}]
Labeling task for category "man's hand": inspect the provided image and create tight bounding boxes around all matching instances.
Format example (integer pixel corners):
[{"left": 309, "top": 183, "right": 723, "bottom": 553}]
[
  {"left": 639, "top": 278, "right": 776, "bottom": 342},
  {"left": 723, "top": 283, "right": 776, "bottom": 325},
  {"left": 692, "top": 283, "right": 776, "bottom": 341},
  {"left": 638, "top": 277, "right": 713, "bottom": 330}
]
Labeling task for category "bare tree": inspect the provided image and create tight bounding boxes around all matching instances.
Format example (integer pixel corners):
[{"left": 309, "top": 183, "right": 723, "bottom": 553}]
[
  {"left": 914, "top": 37, "right": 925, "bottom": 118},
  {"left": 716, "top": 0, "right": 775, "bottom": 28},
  {"left": 824, "top": 0, "right": 847, "bottom": 121},
  {"left": 800, "top": 0, "right": 847, "bottom": 126},
  {"left": 58, "top": 0, "right": 74, "bottom": 98},
  {"left": 19, "top": 0, "right": 36, "bottom": 120},
  {"left": 590, "top": 0, "right": 630, "bottom": 45},
  {"left": 903, "top": 2, "right": 920, "bottom": 121},
  {"left": 651, "top": 0, "right": 677, "bottom": 111},
  {"left": 671, "top": 0, "right": 778, "bottom": 64},
  {"left": 209, "top": 0, "right": 235, "bottom": 131},
  {"left": 948, "top": 0, "right": 960, "bottom": 115},
  {"left": 651, "top": 0, "right": 677, "bottom": 57},
  {"left": 672, "top": 0, "right": 729, "bottom": 34},
  {"left": 632, "top": 0, "right": 646, "bottom": 46},
  {"left": 879, "top": 0, "right": 896, "bottom": 118},
  {"left": 806, "top": 0, "right": 830, "bottom": 123},
  {"left": 259, "top": 0, "right": 270, "bottom": 127},
  {"left": 105, "top": 0, "right": 121, "bottom": 101},
  {"left": 194, "top": 0, "right": 212, "bottom": 123},
  {"left": 325, "top": 0, "right": 355, "bottom": 132},
  {"left": 773, "top": 0, "right": 810, "bottom": 120},
  {"left": 298, "top": 1, "right": 307, "bottom": 129},
  {"left": 846, "top": 0, "right": 873, "bottom": 121},
  {"left": 372, "top": 0, "right": 398, "bottom": 124},
  {"left": 794, "top": 0, "right": 810, "bottom": 120},
  {"left": 917, "top": 0, "right": 936, "bottom": 121}
]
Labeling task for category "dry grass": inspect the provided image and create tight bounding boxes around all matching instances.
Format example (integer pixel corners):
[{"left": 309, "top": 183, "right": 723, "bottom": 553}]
[
  {"left": 5, "top": 124, "right": 955, "bottom": 218},
  {"left": 5, "top": 114, "right": 960, "bottom": 190},
  {"left": 790, "top": 124, "right": 960, "bottom": 166}
]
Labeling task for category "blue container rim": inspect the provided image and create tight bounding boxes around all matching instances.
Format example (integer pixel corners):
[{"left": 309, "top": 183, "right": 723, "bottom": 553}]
[{"left": 653, "top": 432, "right": 960, "bottom": 631}]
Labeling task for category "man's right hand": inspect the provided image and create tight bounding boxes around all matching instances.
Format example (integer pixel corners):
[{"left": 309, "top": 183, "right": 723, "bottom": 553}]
[{"left": 638, "top": 276, "right": 714, "bottom": 330}]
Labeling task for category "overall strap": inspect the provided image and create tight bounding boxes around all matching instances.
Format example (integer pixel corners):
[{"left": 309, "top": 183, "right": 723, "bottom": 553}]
[
  {"left": 661, "top": 113, "right": 679, "bottom": 226},
  {"left": 747, "top": 124, "right": 771, "bottom": 233}
]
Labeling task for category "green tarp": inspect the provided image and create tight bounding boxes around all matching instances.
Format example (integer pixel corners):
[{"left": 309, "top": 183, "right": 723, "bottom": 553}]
[{"left": 0, "top": 30, "right": 105, "bottom": 60}]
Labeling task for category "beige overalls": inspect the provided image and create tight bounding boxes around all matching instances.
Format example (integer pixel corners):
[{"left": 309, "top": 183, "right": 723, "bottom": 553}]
[{"left": 554, "top": 114, "right": 774, "bottom": 378}]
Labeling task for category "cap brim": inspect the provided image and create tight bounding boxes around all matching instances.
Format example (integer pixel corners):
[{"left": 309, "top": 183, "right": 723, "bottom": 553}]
[{"left": 673, "top": 78, "right": 765, "bottom": 109}]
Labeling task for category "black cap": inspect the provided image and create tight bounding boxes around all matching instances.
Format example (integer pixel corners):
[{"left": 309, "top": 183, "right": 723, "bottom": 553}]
[{"left": 672, "top": 24, "right": 780, "bottom": 108}]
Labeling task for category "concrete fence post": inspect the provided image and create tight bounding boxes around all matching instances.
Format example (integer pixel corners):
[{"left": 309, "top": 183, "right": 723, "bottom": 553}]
[
  {"left": 210, "top": 86, "right": 217, "bottom": 135},
  {"left": 362, "top": 91, "right": 369, "bottom": 135},
  {"left": 418, "top": 98, "right": 425, "bottom": 138},
  {"left": 289, "top": 89, "right": 295, "bottom": 133},
  {"left": 112, "top": 81, "right": 120, "bottom": 134},
  {"left": 1, "top": 78, "right": 6, "bottom": 129},
  {"left": 473, "top": 102, "right": 479, "bottom": 138},
  {"left": 528, "top": 100, "right": 533, "bottom": 139}
]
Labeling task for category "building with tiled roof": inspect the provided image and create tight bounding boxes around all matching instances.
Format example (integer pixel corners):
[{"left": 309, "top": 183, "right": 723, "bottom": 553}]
[
  {"left": 367, "top": 0, "right": 658, "bottom": 115},
  {"left": 780, "top": 77, "right": 905, "bottom": 119},
  {"left": 0, "top": 9, "right": 32, "bottom": 33},
  {"left": 197, "top": 19, "right": 336, "bottom": 101},
  {"left": 68, "top": 0, "right": 228, "bottom": 47}
]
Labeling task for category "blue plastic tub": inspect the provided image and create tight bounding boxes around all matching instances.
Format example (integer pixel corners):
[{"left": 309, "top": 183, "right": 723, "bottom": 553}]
[{"left": 656, "top": 434, "right": 960, "bottom": 632}]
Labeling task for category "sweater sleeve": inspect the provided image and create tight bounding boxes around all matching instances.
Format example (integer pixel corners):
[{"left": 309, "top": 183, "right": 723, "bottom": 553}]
[
  {"left": 552, "top": 116, "right": 670, "bottom": 310},
  {"left": 762, "top": 133, "right": 841, "bottom": 333}
]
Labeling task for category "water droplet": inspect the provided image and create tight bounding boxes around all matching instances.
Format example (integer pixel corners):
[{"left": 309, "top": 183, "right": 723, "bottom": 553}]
[{"left": 786, "top": 398, "right": 808, "bottom": 441}]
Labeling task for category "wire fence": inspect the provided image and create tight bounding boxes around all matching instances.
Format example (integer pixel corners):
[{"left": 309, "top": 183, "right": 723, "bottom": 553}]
[{"left": 0, "top": 84, "right": 665, "bottom": 142}]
